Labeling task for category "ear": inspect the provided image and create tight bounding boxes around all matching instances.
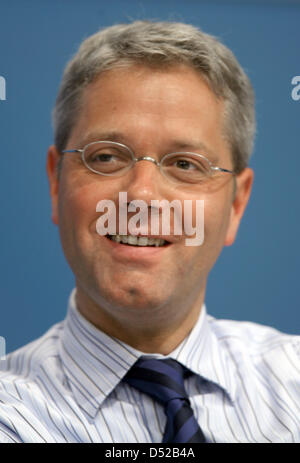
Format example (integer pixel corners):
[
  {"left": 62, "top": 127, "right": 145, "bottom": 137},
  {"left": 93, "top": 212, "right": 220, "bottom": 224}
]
[
  {"left": 46, "top": 145, "right": 61, "bottom": 225},
  {"left": 224, "top": 167, "right": 254, "bottom": 246}
]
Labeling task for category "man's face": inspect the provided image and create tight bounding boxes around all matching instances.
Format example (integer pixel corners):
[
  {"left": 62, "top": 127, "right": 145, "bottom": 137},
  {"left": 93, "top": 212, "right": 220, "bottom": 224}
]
[{"left": 47, "top": 64, "right": 253, "bottom": 327}]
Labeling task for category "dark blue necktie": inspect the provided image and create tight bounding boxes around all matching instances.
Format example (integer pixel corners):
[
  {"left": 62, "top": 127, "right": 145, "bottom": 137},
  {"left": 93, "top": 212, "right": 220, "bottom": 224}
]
[{"left": 123, "top": 357, "right": 206, "bottom": 443}]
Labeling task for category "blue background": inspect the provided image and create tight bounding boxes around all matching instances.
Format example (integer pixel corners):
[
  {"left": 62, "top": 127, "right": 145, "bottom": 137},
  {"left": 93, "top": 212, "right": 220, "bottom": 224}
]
[{"left": 0, "top": 0, "right": 299, "bottom": 354}]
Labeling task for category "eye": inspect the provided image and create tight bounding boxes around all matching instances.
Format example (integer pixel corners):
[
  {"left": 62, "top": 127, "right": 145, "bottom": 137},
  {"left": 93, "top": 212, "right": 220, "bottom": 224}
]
[
  {"left": 84, "top": 144, "right": 132, "bottom": 174},
  {"left": 90, "top": 153, "right": 117, "bottom": 163},
  {"left": 174, "top": 159, "right": 198, "bottom": 171},
  {"left": 85, "top": 148, "right": 129, "bottom": 166},
  {"left": 161, "top": 153, "right": 211, "bottom": 184},
  {"left": 169, "top": 156, "right": 208, "bottom": 173}
]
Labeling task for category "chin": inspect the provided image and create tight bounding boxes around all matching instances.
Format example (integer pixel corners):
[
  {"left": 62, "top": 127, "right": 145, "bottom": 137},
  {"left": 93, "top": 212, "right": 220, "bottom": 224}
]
[{"left": 98, "top": 282, "right": 169, "bottom": 314}]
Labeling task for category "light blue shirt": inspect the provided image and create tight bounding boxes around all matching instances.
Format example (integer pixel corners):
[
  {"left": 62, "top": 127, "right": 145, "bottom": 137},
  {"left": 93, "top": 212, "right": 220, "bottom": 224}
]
[{"left": 0, "top": 289, "right": 299, "bottom": 443}]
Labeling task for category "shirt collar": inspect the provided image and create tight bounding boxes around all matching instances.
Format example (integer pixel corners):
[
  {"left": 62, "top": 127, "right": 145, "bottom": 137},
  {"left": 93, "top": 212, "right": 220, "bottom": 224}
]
[{"left": 59, "top": 289, "right": 235, "bottom": 419}]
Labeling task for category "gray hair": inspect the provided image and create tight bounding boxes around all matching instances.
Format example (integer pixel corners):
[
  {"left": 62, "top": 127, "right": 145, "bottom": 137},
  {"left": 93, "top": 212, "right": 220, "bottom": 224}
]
[{"left": 52, "top": 20, "right": 255, "bottom": 173}]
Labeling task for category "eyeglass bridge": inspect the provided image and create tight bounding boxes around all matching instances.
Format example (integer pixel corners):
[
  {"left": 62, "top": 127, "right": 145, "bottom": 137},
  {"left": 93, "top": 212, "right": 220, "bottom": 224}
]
[{"left": 133, "top": 156, "right": 160, "bottom": 166}]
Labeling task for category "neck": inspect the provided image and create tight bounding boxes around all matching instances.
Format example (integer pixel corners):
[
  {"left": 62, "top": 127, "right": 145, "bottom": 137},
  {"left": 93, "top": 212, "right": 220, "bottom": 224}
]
[{"left": 75, "top": 286, "right": 205, "bottom": 355}]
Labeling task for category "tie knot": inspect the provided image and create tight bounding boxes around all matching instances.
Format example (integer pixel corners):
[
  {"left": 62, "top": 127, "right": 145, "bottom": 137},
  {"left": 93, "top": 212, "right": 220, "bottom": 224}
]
[{"left": 123, "top": 357, "right": 189, "bottom": 406}]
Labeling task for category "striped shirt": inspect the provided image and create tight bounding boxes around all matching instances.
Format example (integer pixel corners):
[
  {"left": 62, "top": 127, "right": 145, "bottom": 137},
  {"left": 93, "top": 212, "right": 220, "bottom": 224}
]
[{"left": 0, "top": 289, "right": 299, "bottom": 443}]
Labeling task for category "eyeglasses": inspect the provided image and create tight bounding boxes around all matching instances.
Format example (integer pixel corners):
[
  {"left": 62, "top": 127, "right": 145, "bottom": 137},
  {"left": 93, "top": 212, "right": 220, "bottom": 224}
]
[{"left": 62, "top": 140, "right": 235, "bottom": 185}]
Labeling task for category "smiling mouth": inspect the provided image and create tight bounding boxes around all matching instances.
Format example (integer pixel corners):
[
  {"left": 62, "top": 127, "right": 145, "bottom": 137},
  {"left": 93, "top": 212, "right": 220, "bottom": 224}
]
[{"left": 106, "top": 234, "right": 170, "bottom": 247}]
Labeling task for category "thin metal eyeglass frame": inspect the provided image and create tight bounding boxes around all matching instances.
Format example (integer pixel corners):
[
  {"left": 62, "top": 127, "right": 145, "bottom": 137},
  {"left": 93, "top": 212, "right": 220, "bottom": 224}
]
[{"left": 62, "top": 140, "right": 235, "bottom": 179}]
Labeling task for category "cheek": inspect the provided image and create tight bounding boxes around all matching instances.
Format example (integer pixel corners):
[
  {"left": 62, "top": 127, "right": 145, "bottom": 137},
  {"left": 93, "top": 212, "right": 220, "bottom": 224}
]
[
  {"left": 179, "top": 193, "right": 231, "bottom": 258},
  {"left": 57, "top": 180, "right": 109, "bottom": 250},
  {"left": 180, "top": 192, "right": 230, "bottom": 233},
  {"left": 176, "top": 194, "right": 231, "bottom": 273},
  {"left": 203, "top": 195, "right": 232, "bottom": 252},
  {"left": 59, "top": 175, "right": 118, "bottom": 223}
]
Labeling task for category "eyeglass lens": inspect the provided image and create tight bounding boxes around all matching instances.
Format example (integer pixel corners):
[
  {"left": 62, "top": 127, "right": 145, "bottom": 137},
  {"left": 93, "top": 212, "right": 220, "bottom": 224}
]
[{"left": 83, "top": 142, "right": 212, "bottom": 183}]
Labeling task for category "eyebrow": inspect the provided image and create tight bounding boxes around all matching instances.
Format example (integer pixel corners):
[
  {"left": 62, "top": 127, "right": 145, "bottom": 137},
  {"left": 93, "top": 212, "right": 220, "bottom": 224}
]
[
  {"left": 78, "top": 131, "right": 129, "bottom": 147},
  {"left": 77, "top": 130, "right": 219, "bottom": 163}
]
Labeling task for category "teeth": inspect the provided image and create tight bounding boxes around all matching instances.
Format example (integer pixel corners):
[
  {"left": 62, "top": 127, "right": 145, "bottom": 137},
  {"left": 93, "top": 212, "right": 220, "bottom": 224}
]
[
  {"left": 109, "top": 234, "right": 167, "bottom": 247},
  {"left": 127, "top": 235, "right": 138, "bottom": 245},
  {"left": 138, "top": 237, "right": 148, "bottom": 246}
]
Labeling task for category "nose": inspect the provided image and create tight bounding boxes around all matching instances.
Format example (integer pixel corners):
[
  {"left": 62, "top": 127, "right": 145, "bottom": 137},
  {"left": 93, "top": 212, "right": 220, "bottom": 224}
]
[{"left": 121, "top": 157, "right": 164, "bottom": 205}]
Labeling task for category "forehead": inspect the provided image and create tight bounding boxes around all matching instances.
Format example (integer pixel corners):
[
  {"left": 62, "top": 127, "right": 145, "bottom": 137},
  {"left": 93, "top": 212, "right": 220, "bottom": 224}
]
[
  {"left": 79, "top": 63, "right": 223, "bottom": 117},
  {"left": 68, "top": 64, "right": 230, "bottom": 162}
]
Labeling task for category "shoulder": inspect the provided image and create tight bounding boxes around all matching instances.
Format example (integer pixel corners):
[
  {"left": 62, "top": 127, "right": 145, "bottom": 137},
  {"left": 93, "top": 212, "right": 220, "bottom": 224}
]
[
  {"left": 0, "top": 321, "right": 65, "bottom": 443},
  {"left": 208, "top": 315, "right": 300, "bottom": 352},
  {"left": 0, "top": 320, "right": 64, "bottom": 380},
  {"left": 208, "top": 315, "right": 300, "bottom": 378},
  {"left": 208, "top": 315, "right": 300, "bottom": 357}
]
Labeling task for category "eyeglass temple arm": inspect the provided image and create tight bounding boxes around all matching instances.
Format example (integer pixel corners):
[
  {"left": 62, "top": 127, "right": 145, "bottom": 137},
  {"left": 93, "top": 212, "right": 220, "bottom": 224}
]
[
  {"left": 61, "top": 149, "right": 83, "bottom": 155},
  {"left": 212, "top": 166, "right": 235, "bottom": 174}
]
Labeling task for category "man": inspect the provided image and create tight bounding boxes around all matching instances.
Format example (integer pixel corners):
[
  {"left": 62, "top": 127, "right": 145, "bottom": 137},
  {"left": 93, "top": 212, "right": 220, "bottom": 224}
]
[{"left": 0, "top": 20, "right": 299, "bottom": 443}]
